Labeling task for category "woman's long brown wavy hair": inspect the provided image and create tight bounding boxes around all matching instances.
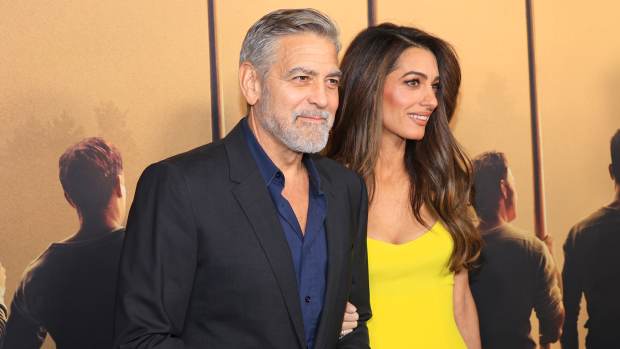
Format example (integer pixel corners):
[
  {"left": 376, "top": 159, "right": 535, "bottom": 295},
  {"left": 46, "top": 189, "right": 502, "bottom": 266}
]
[{"left": 324, "top": 23, "right": 481, "bottom": 272}]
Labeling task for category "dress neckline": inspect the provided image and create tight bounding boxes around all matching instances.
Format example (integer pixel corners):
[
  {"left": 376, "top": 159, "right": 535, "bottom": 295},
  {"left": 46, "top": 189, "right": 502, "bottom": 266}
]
[{"left": 367, "top": 220, "right": 439, "bottom": 247}]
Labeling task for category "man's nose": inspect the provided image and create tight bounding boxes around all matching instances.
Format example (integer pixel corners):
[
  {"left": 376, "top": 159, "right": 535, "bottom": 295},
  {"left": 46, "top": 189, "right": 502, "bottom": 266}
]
[{"left": 308, "top": 81, "right": 329, "bottom": 109}]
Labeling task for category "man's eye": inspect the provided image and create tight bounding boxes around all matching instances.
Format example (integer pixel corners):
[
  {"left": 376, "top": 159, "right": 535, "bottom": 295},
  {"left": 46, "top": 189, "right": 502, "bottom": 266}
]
[
  {"left": 327, "top": 78, "right": 340, "bottom": 86},
  {"left": 294, "top": 76, "right": 310, "bottom": 82}
]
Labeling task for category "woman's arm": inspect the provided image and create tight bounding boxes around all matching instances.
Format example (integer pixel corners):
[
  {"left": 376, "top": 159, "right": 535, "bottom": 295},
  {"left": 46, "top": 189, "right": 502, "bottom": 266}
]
[{"left": 453, "top": 270, "right": 481, "bottom": 349}]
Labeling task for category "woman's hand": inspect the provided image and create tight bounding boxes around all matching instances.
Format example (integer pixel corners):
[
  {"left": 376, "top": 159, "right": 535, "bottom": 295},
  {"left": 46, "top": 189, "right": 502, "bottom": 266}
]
[{"left": 340, "top": 301, "right": 359, "bottom": 337}]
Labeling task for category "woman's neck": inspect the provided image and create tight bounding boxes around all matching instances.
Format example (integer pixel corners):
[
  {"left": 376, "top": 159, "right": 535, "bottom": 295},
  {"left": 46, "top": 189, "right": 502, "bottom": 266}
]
[{"left": 376, "top": 132, "right": 407, "bottom": 182}]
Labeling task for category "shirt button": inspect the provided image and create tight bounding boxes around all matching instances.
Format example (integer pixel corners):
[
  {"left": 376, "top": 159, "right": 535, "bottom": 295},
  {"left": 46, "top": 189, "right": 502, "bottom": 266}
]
[{"left": 304, "top": 296, "right": 312, "bottom": 303}]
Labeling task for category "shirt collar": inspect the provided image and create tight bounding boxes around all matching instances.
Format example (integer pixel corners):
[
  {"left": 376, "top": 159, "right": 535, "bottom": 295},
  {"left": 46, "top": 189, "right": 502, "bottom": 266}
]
[{"left": 242, "top": 117, "right": 324, "bottom": 195}]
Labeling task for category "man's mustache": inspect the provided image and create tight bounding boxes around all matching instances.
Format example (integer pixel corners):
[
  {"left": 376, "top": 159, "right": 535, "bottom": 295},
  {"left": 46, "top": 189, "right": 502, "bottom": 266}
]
[{"left": 293, "top": 110, "right": 331, "bottom": 120}]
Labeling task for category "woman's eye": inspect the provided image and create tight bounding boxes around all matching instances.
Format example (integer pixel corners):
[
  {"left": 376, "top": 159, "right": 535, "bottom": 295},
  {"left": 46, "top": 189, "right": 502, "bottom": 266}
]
[
  {"left": 405, "top": 79, "right": 420, "bottom": 87},
  {"left": 432, "top": 83, "right": 441, "bottom": 92}
]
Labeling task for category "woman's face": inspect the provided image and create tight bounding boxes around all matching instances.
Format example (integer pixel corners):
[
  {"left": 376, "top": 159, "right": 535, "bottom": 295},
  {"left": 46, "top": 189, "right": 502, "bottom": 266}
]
[{"left": 381, "top": 47, "right": 439, "bottom": 142}]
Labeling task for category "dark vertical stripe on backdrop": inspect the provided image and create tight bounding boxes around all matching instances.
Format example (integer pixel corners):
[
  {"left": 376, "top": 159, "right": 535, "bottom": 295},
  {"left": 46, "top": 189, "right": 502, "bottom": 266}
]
[
  {"left": 207, "top": 0, "right": 222, "bottom": 140},
  {"left": 525, "top": 0, "right": 548, "bottom": 241},
  {"left": 367, "top": 0, "right": 376, "bottom": 26}
]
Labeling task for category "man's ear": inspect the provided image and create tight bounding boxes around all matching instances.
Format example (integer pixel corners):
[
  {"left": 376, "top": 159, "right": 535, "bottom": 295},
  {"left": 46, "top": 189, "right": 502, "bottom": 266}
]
[
  {"left": 500, "top": 179, "right": 510, "bottom": 200},
  {"left": 113, "top": 174, "right": 124, "bottom": 198},
  {"left": 239, "top": 62, "right": 261, "bottom": 106},
  {"left": 64, "top": 192, "right": 76, "bottom": 208}
]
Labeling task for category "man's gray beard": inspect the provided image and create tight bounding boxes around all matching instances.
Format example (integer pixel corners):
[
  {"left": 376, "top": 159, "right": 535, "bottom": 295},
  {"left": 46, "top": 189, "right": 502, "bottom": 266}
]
[{"left": 255, "top": 91, "right": 333, "bottom": 154}]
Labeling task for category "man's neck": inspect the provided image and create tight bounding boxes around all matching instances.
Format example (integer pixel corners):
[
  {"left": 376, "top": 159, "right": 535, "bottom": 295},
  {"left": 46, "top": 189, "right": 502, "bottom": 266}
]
[
  {"left": 609, "top": 185, "right": 620, "bottom": 208},
  {"left": 478, "top": 216, "right": 507, "bottom": 233},
  {"left": 247, "top": 113, "right": 305, "bottom": 175},
  {"left": 75, "top": 210, "right": 122, "bottom": 239}
]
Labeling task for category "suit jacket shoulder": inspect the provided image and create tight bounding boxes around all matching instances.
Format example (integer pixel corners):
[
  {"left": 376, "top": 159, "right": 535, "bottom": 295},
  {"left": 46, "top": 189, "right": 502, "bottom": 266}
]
[{"left": 312, "top": 155, "right": 366, "bottom": 201}]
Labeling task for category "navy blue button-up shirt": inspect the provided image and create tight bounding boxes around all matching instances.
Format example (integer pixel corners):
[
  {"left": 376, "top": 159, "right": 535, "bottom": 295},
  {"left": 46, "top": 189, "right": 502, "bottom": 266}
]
[{"left": 242, "top": 118, "right": 327, "bottom": 349}]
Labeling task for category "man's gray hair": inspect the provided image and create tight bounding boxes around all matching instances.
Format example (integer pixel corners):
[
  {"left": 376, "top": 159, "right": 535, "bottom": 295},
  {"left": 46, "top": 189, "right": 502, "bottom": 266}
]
[{"left": 239, "top": 8, "right": 340, "bottom": 77}]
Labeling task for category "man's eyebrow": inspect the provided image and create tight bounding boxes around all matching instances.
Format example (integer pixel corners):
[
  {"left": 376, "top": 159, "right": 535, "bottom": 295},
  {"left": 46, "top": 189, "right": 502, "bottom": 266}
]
[
  {"left": 286, "top": 66, "right": 318, "bottom": 77},
  {"left": 285, "top": 67, "right": 342, "bottom": 78},
  {"left": 326, "top": 70, "right": 343, "bottom": 78}
]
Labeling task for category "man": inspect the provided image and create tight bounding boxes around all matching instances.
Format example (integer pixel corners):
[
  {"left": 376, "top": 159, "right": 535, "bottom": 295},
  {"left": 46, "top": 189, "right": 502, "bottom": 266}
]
[
  {"left": 3, "top": 137, "right": 126, "bottom": 348},
  {"left": 561, "top": 129, "right": 620, "bottom": 349},
  {"left": 470, "top": 151, "right": 564, "bottom": 349},
  {"left": 113, "top": 9, "right": 370, "bottom": 349},
  {"left": 0, "top": 262, "right": 6, "bottom": 345}
]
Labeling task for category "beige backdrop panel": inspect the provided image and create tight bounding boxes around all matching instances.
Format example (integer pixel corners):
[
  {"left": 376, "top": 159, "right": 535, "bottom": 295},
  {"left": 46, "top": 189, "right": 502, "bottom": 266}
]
[
  {"left": 0, "top": 3, "right": 212, "bottom": 347},
  {"left": 535, "top": 1, "right": 620, "bottom": 347},
  {"left": 3, "top": 1, "right": 619, "bottom": 348},
  {"left": 215, "top": 0, "right": 368, "bottom": 134}
]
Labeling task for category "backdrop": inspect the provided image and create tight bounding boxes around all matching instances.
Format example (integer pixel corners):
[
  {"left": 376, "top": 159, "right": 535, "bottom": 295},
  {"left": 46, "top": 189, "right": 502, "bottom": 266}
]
[{"left": 1, "top": 1, "right": 619, "bottom": 348}]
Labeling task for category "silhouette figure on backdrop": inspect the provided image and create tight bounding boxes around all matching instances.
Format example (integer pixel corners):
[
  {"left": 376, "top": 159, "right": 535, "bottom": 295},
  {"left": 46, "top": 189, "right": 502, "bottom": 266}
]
[
  {"left": 561, "top": 129, "right": 620, "bottom": 349},
  {"left": 113, "top": 9, "right": 370, "bottom": 349},
  {"left": 470, "top": 151, "right": 564, "bottom": 349},
  {"left": 3, "top": 137, "right": 126, "bottom": 348}
]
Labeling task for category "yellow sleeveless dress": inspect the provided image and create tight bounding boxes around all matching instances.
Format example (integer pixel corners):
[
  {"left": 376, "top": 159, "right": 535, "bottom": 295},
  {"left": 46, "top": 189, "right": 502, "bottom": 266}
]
[{"left": 367, "top": 221, "right": 466, "bottom": 348}]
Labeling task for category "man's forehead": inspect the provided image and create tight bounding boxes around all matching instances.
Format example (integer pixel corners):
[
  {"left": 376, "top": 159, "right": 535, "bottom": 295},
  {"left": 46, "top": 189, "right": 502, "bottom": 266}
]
[{"left": 272, "top": 33, "right": 339, "bottom": 73}]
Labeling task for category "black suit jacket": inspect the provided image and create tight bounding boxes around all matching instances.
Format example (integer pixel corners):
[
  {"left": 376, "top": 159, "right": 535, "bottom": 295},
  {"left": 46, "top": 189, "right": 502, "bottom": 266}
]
[{"left": 114, "top": 120, "right": 370, "bottom": 349}]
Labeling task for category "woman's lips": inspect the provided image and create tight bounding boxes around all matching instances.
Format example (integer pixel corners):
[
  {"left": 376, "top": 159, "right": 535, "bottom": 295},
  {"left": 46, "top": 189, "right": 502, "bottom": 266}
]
[{"left": 408, "top": 113, "right": 430, "bottom": 126}]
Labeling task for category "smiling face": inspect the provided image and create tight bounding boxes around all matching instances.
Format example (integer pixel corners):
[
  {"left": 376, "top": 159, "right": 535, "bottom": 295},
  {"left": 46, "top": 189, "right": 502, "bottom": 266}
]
[
  {"left": 381, "top": 47, "right": 439, "bottom": 142},
  {"left": 254, "top": 33, "right": 341, "bottom": 154}
]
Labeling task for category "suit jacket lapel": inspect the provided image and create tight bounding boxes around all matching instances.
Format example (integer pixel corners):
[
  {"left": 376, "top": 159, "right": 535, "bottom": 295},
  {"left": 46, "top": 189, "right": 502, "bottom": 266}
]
[
  {"left": 314, "top": 166, "right": 348, "bottom": 348},
  {"left": 225, "top": 122, "right": 306, "bottom": 348}
]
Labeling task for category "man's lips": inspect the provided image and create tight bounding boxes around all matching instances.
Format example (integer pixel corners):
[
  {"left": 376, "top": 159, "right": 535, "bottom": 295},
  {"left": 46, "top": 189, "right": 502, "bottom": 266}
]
[{"left": 298, "top": 115, "right": 327, "bottom": 121}]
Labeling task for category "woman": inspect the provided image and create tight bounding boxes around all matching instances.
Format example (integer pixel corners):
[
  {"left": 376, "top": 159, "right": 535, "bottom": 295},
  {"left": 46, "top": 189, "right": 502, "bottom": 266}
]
[{"left": 329, "top": 24, "right": 482, "bottom": 348}]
